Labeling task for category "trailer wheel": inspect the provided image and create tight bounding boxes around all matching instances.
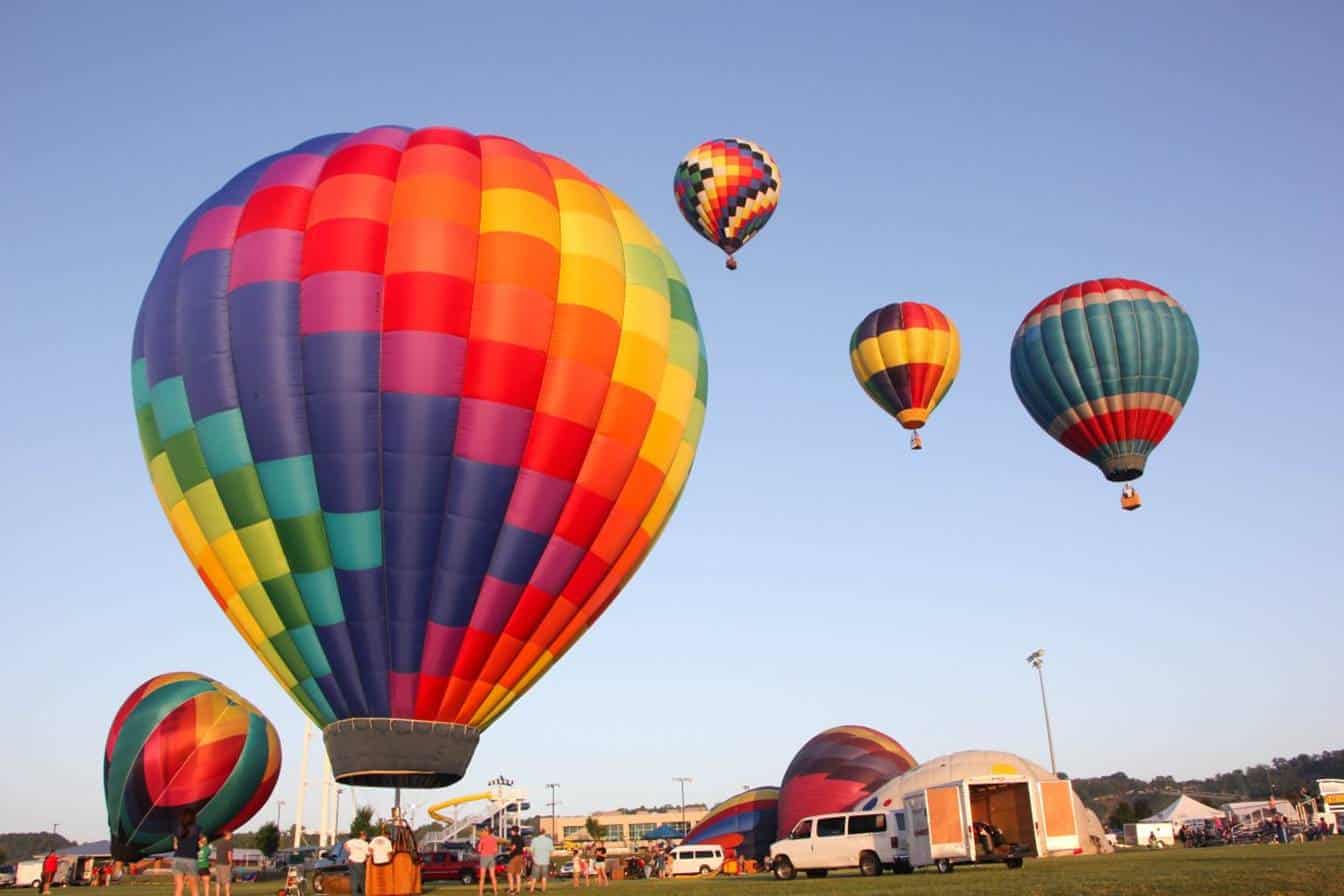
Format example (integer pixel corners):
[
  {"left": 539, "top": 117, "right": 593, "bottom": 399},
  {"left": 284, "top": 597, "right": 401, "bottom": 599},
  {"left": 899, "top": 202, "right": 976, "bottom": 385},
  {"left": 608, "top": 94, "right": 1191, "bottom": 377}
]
[
  {"left": 935, "top": 859, "right": 954, "bottom": 874},
  {"left": 858, "top": 852, "right": 881, "bottom": 876},
  {"left": 772, "top": 857, "right": 795, "bottom": 881},
  {"left": 895, "top": 859, "right": 914, "bottom": 875},
  {"left": 804, "top": 870, "right": 827, "bottom": 878}
]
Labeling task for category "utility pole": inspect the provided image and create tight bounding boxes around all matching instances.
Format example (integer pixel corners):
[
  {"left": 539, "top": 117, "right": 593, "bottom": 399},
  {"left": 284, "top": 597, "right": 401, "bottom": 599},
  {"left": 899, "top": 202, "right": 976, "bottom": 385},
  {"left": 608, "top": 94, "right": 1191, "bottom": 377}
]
[
  {"left": 673, "top": 778, "right": 692, "bottom": 833},
  {"left": 546, "top": 784, "right": 559, "bottom": 839},
  {"left": 276, "top": 800, "right": 286, "bottom": 832},
  {"left": 334, "top": 788, "right": 344, "bottom": 840},
  {"left": 319, "top": 753, "right": 332, "bottom": 847},
  {"left": 294, "top": 721, "right": 312, "bottom": 847},
  {"left": 1026, "top": 649, "right": 1058, "bottom": 775}
]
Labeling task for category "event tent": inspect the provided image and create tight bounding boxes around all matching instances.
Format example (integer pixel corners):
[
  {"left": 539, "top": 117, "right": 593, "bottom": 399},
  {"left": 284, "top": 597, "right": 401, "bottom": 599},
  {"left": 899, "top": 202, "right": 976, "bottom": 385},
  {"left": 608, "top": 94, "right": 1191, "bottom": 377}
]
[{"left": 1143, "top": 795, "right": 1223, "bottom": 824}]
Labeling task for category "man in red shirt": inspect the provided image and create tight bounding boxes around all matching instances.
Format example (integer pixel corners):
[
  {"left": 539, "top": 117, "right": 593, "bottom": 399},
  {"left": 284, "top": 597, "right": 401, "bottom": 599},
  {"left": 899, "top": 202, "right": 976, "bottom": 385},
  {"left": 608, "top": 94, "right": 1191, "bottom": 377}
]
[{"left": 41, "top": 852, "right": 60, "bottom": 895}]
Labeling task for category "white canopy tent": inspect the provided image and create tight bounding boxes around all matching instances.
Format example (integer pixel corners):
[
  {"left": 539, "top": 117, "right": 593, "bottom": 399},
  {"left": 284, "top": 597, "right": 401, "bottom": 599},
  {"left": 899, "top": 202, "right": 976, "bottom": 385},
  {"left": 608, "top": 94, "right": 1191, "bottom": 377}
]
[{"left": 1143, "top": 795, "right": 1223, "bottom": 824}]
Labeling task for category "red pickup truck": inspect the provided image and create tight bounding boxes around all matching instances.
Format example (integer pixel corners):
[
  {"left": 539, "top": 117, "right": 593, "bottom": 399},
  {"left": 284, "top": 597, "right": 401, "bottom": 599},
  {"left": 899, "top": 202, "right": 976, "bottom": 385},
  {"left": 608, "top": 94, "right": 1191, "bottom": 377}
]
[{"left": 421, "top": 848, "right": 482, "bottom": 886}]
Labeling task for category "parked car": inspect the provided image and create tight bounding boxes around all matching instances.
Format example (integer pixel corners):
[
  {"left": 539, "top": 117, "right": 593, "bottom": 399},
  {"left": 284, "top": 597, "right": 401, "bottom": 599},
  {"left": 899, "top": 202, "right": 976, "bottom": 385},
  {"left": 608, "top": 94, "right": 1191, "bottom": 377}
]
[
  {"left": 420, "top": 849, "right": 480, "bottom": 886},
  {"left": 769, "top": 809, "right": 912, "bottom": 880},
  {"left": 0, "top": 864, "right": 16, "bottom": 887}
]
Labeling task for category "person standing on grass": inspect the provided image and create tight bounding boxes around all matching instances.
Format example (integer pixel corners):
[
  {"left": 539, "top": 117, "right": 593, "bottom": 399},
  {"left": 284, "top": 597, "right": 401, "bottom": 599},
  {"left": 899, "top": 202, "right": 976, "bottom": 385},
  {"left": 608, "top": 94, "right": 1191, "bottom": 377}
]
[
  {"left": 476, "top": 826, "right": 499, "bottom": 896},
  {"left": 526, "top": 831, "right": 553, "bottom": 894},
  {"left": 344, "top": 830, "right": 370, "bottom": 896},
  {"left": 592, "top": 843, "right": 607, "bottom": 888},
  {"left": 505, "top": 825, "right": 526, "bottom": 895},
  {"left": 172, "top": 809, "right": 202, "bottom": 896},
  {"left": 213, "top": 832, "right": 232, "bottom": 896},
  {"left": 41, "top": 851, "right": 59, "bottom": 895}
]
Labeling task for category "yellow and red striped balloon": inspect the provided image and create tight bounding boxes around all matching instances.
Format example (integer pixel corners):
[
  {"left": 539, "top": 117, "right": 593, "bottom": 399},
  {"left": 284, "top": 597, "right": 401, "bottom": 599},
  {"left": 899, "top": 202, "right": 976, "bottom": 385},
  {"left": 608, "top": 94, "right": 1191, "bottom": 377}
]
[{"left": 849, "top": 302, "right": 960, "bottom": 432}]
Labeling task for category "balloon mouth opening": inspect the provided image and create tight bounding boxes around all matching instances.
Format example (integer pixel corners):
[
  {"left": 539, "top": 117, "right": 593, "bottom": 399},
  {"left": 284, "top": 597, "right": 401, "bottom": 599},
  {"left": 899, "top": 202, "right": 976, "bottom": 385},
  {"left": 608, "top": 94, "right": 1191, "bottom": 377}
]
[
  {"left": 1101, "top": 455, "right": 1147, "bottom": 483},
  {"left": 323, "top": 718, "right": 480, "bottom": 789},
  {"left": 895, "top": 412, "right": 927, "bottom": 430}
]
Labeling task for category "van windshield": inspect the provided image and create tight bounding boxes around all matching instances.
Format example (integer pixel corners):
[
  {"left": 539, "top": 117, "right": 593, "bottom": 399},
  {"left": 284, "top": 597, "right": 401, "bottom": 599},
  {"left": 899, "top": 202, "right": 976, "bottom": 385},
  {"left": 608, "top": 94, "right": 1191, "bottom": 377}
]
[{"left": 790, "top": 820, "right": 812, "bottom": 839}]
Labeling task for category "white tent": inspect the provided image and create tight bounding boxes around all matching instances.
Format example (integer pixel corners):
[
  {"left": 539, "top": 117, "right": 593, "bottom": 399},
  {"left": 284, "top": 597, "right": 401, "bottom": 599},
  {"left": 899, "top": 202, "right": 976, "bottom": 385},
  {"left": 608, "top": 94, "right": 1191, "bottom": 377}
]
[{"left": 1143, "top": 795, "right": 1223, "bottom": 824}]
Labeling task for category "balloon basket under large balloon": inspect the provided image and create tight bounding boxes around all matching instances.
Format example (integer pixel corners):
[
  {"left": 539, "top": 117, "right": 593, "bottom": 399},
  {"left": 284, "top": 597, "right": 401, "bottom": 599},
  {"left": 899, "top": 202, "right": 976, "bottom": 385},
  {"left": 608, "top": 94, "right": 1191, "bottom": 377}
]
[
  {"left": 323, "top": 718, "right": 480, "bottom": 789},
  {"left": 1120, "top": 484, "right": 1142, "bottom": 511},
  {"left": 909, "top": 431, "right": 923, "bottom": 451},
  {"left": 725, "top": 254, "right": 738, "bottom": 270}
]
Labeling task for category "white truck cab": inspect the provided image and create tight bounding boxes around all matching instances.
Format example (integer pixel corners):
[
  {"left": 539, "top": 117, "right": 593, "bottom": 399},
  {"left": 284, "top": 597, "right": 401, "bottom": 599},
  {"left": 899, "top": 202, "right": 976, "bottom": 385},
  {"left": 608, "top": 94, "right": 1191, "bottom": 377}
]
[{"left": 768, "top": 809, "right": 912, "bottom": 879}]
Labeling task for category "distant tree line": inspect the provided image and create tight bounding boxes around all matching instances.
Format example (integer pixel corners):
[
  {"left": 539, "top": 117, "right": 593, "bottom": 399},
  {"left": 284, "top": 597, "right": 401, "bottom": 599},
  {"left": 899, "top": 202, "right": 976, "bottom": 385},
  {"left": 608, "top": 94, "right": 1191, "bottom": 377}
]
[
  {"left": 0, "top": 832, "right": 74, "bottom": 864},
  {"left": 1070, "top": 749, "right": 1344, "bottom": 826}
]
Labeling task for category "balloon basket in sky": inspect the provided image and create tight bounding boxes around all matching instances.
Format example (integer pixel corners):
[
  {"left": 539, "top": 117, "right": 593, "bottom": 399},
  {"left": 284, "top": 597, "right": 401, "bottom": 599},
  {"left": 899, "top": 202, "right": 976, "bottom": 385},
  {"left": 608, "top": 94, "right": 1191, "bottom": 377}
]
[{"left": 131, "top": 125, "right": 708, "bottom": 789}]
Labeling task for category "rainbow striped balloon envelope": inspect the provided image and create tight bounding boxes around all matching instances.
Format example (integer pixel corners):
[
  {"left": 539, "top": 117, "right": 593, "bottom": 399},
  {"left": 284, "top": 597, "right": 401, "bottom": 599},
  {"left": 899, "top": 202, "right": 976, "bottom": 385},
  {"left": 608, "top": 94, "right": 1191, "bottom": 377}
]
[
  {"left": 104, "top": 673, "right": 280, "bottom": 861},
  {"left": 681, "top": 786, "right": 779, "bottom": 861},
  {"left": 131, "top": 126, "right": 708, "bottom": 787},
  {"left": 776, "top": 726, "right": 916, "bottom": 840},
  {"left": 673, "top": 137, "right": 780, "bottom": 269},
  {"left": 1010, "top": 278, "right": 1198, "bottom": 484}
]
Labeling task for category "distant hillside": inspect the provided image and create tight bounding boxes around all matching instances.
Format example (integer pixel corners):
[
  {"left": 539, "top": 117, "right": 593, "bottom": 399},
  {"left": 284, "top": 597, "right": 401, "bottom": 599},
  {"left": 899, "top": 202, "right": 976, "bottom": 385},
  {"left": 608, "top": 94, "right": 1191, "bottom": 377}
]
[
  {"left": 1070, "top": 749, "right": 1343, "bottom": 826},
  {"left": 0, "top": 832, "right": 74, "bottom": 864}
]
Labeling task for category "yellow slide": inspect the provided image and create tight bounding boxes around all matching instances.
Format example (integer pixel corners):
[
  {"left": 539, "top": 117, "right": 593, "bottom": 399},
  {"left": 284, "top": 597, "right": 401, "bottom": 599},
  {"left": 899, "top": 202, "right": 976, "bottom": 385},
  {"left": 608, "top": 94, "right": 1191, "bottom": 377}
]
[{"left": 427, "top": 792, "right": 495, "bottom": 824}]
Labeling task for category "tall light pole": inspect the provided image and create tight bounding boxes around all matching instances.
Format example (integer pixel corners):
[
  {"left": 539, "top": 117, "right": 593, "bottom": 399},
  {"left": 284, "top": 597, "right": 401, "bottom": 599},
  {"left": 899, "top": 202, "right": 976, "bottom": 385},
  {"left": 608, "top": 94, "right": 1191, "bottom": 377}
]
[
  {"left": 334, "top": 788, "right": 344, "bottom": 839},
  {"left": 1026, "top": 649, "right": 1058, "bottom": 775},
  {"left": 276, "top": 800, "right": 286, "bottom": 832},
  {"left": 673, "top": 778, "right": 692, "bottom": 833},
  {"left": 52, "top": 823, "right": 60, "bottom": 838},
  {"left": 546, "top": 784, "right": 559, "bottom": 839}
]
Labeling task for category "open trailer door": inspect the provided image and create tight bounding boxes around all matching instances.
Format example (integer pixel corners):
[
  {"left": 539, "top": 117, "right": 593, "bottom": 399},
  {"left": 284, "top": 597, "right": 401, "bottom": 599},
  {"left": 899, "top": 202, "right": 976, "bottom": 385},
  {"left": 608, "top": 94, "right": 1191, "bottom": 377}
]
[
  {"left": 1037, "top": 779, "right": 1080, "bottom": 853},
  {"left": 926, "top": 783, "right": 971, "bottom": 861}
]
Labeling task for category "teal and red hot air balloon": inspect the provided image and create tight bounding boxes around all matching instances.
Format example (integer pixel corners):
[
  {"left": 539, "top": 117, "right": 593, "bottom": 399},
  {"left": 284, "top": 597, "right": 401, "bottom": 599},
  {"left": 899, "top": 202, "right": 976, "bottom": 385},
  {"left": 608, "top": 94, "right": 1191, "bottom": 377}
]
[
  {"left": 776, "top": 726, "right": 916, "bottom": 840},
  {"left": 131, "top": 126, "right": 707, "bottom": 787},
  {"left": 674, "top": 138, "right": 780, "bottom": 270},
  {"left": 1009, "top": 278, "right": 1198, "bottom": 510},
  {"left": 105, "top": 673, "right": 280, "bottom": 861}
]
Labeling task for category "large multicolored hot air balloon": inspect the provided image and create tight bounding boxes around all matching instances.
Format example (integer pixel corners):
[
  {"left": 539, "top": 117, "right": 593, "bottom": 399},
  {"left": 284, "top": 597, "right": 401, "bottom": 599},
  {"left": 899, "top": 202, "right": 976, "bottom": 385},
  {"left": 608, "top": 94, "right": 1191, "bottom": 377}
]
[
  {"left": 850, "top": 302, "right": 960, "bottom": 449},
  {"left": 673, "top": 138, "right": 780, "bottom": 270},
  {"left": 105, "top": 673, "right": 280, "bottom": 861},
  {"left": 1009, "top": 278, "right": 1198, "bottom": 508},
  {"left": 681, "top": 787, "right": 779, "bottom": 861},
  {"left": 776, "top": 726, "right": 916, "bottom": 839},
  {"left": 131, "top": 126, "right": 708, "bottom": 788}
]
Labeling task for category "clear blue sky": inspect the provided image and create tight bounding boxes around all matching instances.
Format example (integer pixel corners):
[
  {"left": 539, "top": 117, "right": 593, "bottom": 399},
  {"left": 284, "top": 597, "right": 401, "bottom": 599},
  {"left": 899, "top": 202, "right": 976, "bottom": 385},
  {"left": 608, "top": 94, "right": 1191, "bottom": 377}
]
[{"left": 2, "top": 1, "right": 1340, "bottom": 842}]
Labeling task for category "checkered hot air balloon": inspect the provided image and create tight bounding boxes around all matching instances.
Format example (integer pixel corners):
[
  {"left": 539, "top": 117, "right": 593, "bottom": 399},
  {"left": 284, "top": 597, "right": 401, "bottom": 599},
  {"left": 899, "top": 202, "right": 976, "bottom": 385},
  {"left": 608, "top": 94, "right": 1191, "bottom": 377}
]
[
  {"left": 104, "top": 673, "right": 280, "bottom": 862},
  {"left": 673, "top": 138, "right": 780, "bottom": 270},
  {"left": 1009, "top": 278, "right": 1198, "bottom": 509},
  {"left": 850, "top": 302, "right": 960, "bottom": 450},
  {"left": 131, "top": 126, "right": 708, "bottom": 788}
]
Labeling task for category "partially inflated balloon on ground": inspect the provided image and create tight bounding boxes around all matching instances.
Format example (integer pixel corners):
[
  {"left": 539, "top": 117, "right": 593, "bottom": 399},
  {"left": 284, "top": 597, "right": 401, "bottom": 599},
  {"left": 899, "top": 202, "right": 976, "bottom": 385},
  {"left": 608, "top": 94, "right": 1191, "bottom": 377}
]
[
  {"left": 674, "top": 138, "right": 780, "bottom": 269},
  {"left": 681, "top": 787, "right": 779, "bottom": 861},
  {"left": 131, "top": 126, "right": 708, "bottom": 788},
  {"left": 776, "top": 726, "right": 916, "bottom": 839},
  {"left": 1010, "top": 278, "right": 1197, "bottom": 486},
  {"left": 105, "top": 673, "right": 280, "bottom": 861}
]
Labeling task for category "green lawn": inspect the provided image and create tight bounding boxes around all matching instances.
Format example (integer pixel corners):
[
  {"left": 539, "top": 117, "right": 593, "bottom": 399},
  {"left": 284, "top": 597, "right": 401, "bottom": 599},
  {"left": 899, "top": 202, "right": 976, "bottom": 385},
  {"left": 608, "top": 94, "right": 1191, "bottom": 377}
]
[{"left": 98, "top": 841, "right": 1344, "bottom": 896}]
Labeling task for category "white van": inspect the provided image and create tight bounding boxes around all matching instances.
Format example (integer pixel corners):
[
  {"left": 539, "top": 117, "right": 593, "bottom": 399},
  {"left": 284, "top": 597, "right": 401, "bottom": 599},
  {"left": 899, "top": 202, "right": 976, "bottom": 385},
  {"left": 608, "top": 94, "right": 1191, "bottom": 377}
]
[
  {"left": 769, "top": 810, "right": 912, "bottom": 879},
  {"left": 668, "top": 844, "right": 724, "bottom": 876}
]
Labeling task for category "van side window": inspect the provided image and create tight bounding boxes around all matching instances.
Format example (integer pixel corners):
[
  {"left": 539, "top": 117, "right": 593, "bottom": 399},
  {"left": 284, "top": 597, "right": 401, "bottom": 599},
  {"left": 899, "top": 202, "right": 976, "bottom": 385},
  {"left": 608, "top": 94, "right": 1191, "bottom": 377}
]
[
  {"left": 790, "top": 820, "right": 812, "bottom": 839},
  {"left": 846, "top": 814, "right": 885, "bottom": 835},
  {"left": 816, "top": 817, "right": 846, "bottom": 837},
  {"left": 895, "top": 813, "right": 906, "bottom": 832}
]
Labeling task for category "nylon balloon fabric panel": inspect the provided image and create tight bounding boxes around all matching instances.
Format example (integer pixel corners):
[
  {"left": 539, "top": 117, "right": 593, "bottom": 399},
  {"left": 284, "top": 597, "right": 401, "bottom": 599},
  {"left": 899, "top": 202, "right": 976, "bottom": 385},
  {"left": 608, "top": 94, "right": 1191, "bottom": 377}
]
[
  {"left": 1009, "top": 278, "right": 1198, "bottom": 483},
  {"left": 776, "top": 725, "right": 916, "bottom": 840},
  {"left": 104, "top": 673, "right": 280, "bottom": 861},
  {"left": 681, "top": 786, "right": 779, "bottom": 861},
  {"left": 131, "top": 126, "right": 708, "bottom": 787},
  {"left": 850, "top": 302, "right": 960, "bottom": 431},
  {"left": 673, "top": 137, "right": 780, "bottom": 269}
]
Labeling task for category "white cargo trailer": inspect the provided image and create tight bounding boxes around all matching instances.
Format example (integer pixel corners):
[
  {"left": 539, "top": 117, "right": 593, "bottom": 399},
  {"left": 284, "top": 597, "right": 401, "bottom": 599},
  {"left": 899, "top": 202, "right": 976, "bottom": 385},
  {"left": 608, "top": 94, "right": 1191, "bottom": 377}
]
[{"left": 903, "top": 774, "right": 1080, "bottom": 872}]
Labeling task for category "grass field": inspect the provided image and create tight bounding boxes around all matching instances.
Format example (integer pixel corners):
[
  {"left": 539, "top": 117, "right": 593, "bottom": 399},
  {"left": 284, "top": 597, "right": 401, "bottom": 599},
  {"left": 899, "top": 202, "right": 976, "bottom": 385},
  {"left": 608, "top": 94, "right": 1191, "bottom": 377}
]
[{"left": 96, "top": 840, "right": 1344, "bottom": 896}]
